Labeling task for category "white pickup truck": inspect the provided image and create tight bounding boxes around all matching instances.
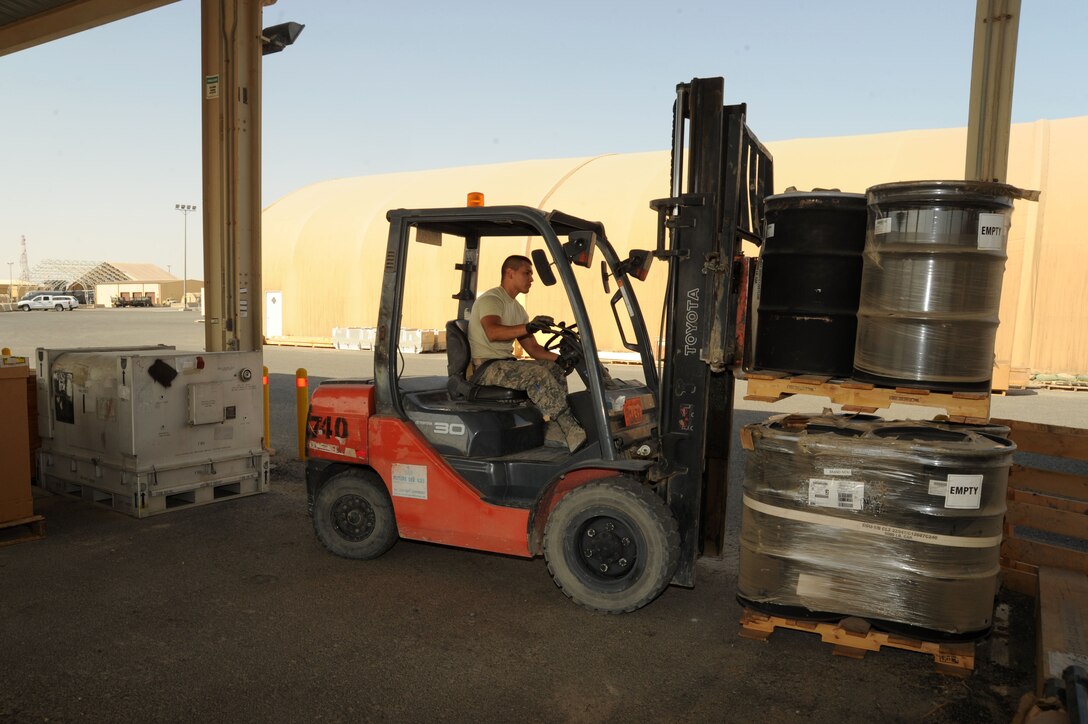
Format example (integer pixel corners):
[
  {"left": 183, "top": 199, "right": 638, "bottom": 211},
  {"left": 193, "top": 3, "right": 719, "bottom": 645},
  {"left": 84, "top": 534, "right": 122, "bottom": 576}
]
[{"left": 17, "top": 294, "right": 80, "bottom": 311}]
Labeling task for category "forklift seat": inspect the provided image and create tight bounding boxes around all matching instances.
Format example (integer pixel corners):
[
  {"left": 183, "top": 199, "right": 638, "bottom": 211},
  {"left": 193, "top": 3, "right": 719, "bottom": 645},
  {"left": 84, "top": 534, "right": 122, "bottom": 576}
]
[{"left": 446, "top": 320, "right": 529, "bottom": 403}]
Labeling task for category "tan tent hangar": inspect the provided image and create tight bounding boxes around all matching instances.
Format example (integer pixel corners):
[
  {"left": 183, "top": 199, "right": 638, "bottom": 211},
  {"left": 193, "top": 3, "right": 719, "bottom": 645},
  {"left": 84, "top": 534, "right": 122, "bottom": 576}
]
[{"left": 262, "top": 116, "right": 1087, "bottom": 378}]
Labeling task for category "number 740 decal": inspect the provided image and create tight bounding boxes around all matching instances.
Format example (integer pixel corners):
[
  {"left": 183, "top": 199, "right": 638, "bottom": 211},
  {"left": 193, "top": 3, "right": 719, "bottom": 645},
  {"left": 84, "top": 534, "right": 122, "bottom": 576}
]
[{"left": 309, "top": 415, "right": 349, "bottom": 439}]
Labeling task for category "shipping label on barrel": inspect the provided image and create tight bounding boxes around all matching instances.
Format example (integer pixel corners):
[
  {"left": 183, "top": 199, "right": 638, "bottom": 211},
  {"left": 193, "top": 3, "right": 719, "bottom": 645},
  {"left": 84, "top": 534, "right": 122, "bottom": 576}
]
[
  {"left": 874, "top": 216, "right": 892, "bottom": 235},
  {"left": 940, "top": 474, "right": 984, "bottom": 509},
  {"left": 766, "top": 222, "right": 775, "bottom": 238},
  {"left": 977, "top": 213, "right": 1007, "bottom": 251},
  {"left": 808, "top": 478, "right": 864, "bottom": 510}
]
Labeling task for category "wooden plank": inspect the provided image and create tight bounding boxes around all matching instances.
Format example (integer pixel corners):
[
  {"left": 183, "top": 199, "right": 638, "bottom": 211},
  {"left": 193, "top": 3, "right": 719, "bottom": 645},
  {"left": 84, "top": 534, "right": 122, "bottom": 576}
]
[
  {"left": 266, "top": 336, "right": 336, "bottom": 349},
  {"left": 1036, "top": 567, "right": 1088, "bottom": 695},
  {"left": 744, "top": 370, "right": 789, "bottom": 381},
  {"left": 999, "top": 564, "right": 1038, "bottom": 596},
  {"left": 1000, "top": 552, "right": 1040, "bottom": 597},
  {"left": 993, "top": 418, "right": 1088, "bottom": 461},
  {"left": 1002, "top": 538, "right": 1088, "bottom": 575},
  {"left": 1008, "top": 488, "right": 1088, "bottom": 516},
  {"left": 1006, "top": 500, "right": 1088, "bottom": 541},
  {"left": 0, "top": 515, "right": 45, "bottom": 547},
  {"left": 793, "top": 375, "right": 832, "bottom": 385},
  {"left": 1009, "top": 465, "right": 1088, "bottom": 501}
]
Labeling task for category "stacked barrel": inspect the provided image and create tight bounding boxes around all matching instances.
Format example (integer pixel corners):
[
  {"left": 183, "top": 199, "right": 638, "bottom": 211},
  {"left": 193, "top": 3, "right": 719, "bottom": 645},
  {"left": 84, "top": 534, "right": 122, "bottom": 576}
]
[
  {"left": 738, "top": 413, "right": 1013, "bottom": 635},
  {"left": 741, "top": 181, "right": 1022, "bottom": 636},
  {"left": 751, "top": 181, "right": 1019, "bottom": 389}
]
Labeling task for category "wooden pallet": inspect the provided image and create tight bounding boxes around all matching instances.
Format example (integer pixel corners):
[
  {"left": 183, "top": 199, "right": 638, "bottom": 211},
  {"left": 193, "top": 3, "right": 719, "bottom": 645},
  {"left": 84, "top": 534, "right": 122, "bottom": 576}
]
[
  {"left": 265, "top": 336, "right": 335, "bottom": 349},
  {"left": 1035, "top": 567, "right": 1088, "bottom": 696},
  {"left": 742, "top": 371, "right": 991, "bottom": 421},
  {"left": 42, "top": 475, "right": 267, "bottom": 519},
  {"left": 0, "top": 515, "right": 46, "bottom": 547},
  {"left": 738, "top": 609, "right": 975, "bottom": 676},
  {"left": 989, "top": 419, "right": 1088, "bottom": 697},
  {"left": 1034, "top": 382, "right": 1088, "bottom": 392},
  {"left": 993, "top": 418, "right": 1088, "bottom": 596}
]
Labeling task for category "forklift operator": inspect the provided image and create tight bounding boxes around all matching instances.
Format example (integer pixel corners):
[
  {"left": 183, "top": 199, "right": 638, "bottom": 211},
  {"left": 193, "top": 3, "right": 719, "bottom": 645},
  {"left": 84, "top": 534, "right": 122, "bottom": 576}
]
[{"left": 467, "top": 255, "right": 587, "bottom": 452}]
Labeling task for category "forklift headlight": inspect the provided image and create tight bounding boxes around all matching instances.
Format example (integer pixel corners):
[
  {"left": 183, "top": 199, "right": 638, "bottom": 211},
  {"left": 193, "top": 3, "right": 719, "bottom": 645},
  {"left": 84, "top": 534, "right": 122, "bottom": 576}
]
[
  {"left": 564, "top": 231, "right": 597, "bottom": 269},
  {"left": 622, "top": 249, "right": 653, "bottom": 281}
]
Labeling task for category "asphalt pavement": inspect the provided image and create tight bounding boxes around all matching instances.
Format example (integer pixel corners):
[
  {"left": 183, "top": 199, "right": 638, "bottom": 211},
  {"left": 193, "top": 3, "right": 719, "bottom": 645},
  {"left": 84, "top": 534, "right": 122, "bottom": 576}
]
[{"left": 0, "top": 308, "right": 1073, "bottom": 722}]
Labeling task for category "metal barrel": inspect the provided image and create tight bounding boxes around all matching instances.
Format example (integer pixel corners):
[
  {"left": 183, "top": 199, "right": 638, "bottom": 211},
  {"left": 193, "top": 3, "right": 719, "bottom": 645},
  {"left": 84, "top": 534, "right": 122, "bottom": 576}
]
[
  {"left": 748, "top": 189, "right": 866, "bottom": 374},
  {"left": 739, "top": 413, "right": 1014, "bottom": 635},
  {"left": 751, "top": 191, "right": 867, "bottom": 377},
  {"left": 853, "top": 180, "right": 1017, "bottom": 391}
]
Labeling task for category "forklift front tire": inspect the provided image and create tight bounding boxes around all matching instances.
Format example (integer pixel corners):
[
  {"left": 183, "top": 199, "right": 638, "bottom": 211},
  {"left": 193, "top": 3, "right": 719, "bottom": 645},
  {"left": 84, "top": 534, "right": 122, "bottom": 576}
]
[
  {"left": 543, "top": 478, "right": 679, "bottom": 614},
  {"left": 312, "top": 469, "right": 398, "bottom": 560}
]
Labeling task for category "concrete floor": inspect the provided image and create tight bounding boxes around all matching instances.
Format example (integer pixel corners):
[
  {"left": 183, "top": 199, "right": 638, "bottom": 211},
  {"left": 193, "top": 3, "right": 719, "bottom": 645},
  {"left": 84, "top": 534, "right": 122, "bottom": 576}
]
[{"left": 0, "top": 308, "right": 1063, "bottom": 722}]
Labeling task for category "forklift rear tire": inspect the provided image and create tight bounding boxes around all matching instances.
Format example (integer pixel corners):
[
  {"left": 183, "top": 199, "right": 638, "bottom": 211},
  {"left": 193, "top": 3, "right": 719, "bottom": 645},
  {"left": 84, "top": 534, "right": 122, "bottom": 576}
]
[
  {"left": 312, "top": 469, "right": 398, "bottom": 560},
  {"left": 543, "top": 478, "right": 679, "bottom": 614}
]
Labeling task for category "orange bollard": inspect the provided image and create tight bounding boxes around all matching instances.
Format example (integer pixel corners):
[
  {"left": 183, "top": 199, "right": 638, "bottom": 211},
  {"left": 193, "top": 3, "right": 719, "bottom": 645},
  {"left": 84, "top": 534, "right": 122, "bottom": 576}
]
[
  {"left": 1, "top": 347, "right": 10, "bottom": 356},
  {"left": 296, "top": 368, "right": 309, "bottom": 460},
  {"left": 263, "top": 365, "right": 275, "bottom": 455}
]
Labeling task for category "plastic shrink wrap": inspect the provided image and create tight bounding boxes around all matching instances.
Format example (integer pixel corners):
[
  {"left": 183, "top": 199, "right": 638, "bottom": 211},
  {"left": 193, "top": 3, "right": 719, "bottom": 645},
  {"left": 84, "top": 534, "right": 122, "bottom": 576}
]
[{"left": 738, "top": 413, "right": 1014, "bottom": 635}]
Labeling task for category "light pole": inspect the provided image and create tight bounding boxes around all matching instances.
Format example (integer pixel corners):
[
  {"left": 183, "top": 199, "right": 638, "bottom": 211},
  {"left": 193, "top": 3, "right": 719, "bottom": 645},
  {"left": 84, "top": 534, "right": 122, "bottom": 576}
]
[
  {"left": 175, "top": 204, "right": 197, "bottom": 310},
  {"left": 6, "top": 261, "right": 12, "bottom": 302}
]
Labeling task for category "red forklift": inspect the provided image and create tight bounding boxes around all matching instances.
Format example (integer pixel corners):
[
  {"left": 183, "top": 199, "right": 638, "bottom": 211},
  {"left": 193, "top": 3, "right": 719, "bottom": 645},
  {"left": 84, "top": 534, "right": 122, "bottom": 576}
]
[{"left": 305, "top": 77, "right": 773, "bottom": 613}]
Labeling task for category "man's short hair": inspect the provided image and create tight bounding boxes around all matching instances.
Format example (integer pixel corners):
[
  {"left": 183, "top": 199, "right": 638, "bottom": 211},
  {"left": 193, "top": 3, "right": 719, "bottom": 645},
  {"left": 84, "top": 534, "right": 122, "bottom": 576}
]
[{"left": 501, "top": 255, "right": 532, "bottom": 281}]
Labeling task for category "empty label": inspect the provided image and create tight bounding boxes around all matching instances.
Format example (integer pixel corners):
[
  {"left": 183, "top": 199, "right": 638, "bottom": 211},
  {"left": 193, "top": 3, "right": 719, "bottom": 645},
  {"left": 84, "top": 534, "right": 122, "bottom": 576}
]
[
  {"left": 977, "top": 213, "right": 1006, "bottom": 250},
  {"left": 944, "top": 474, "right": 983, "bottom": 509}
]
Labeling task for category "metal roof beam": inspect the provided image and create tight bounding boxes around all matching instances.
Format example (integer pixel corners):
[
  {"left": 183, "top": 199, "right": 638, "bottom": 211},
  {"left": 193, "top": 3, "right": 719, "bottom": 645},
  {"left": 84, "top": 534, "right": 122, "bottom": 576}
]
[{"left": 0, "top": 0, "right": 177, "bottom": 57}]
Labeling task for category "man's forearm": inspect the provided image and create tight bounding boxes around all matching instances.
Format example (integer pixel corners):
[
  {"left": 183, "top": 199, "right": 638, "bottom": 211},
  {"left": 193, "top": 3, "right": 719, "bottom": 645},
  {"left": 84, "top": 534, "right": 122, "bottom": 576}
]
[
  {"left": 521, "top": 337, "right": 558, "bottom": 362},
  {"left": 482, "top": 320, "right": 529, "bottom": 342}
]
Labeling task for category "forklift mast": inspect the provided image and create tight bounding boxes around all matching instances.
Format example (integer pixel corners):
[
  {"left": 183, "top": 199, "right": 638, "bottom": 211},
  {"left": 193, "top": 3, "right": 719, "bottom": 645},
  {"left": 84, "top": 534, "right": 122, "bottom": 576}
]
[{"left": 651, "top": 78, "right": 773, "bottom": 586}]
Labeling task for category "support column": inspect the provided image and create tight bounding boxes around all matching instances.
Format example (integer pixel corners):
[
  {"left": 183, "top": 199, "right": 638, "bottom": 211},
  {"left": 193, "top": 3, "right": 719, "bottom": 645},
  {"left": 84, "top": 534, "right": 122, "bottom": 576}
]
[
  {"left": 201, "top": 0, "right": 265, "bottom": 352},
  {"left": 965, "top": 0, "right": 1021, "bottom": 183}
]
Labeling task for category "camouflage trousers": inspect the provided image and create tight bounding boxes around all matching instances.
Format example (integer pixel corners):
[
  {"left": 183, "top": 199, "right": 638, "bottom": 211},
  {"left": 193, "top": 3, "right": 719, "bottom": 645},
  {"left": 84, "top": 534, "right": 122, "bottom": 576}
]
[{"left": 474, "top": 359, "right": 569, "bottom": 419}]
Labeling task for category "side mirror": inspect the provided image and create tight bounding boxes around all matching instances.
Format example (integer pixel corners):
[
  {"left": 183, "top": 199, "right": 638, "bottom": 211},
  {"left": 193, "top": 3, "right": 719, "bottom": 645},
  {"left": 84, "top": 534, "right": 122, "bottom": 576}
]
[
  {"left": 564, "top": 231, "right": 597, "bottom": 268},
  {"left": 531, "top": 249, "right": 557, "bottom": 287}
]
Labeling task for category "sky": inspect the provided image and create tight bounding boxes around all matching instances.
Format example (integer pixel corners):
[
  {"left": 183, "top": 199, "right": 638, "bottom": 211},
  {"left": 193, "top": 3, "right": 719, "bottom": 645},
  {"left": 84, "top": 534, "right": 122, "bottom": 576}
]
[{"left": 1, "top": 0, "right": 1086, "bottom": 281}]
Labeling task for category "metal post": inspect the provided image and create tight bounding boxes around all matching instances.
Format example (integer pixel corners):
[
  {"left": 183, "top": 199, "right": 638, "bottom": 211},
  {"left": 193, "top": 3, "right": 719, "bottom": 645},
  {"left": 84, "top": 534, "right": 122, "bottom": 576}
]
[
  {"left": 263, "top": 365, "right": 274, "bottom": 454},
  {"left": 201, "top": 0, "right": 265, "bottom": 352},
  {"left": 965, "top": 0, "right": 1022, "bottom": 182},
  {"left": 6, "top": 262, "right": 12, "bottom": 301},
  {"left": 175, "top": 204, "right": 197, "bottom": 310},
  {"left": 295, "top": 368, "right": 309, "bottom": 459}
]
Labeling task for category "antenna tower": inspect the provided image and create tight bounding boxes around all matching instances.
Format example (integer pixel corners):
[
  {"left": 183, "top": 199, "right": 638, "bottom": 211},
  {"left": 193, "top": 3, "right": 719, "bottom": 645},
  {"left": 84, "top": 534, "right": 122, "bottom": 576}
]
[{"left": 19, "top": 236, "right": 31, "bottom": 281}]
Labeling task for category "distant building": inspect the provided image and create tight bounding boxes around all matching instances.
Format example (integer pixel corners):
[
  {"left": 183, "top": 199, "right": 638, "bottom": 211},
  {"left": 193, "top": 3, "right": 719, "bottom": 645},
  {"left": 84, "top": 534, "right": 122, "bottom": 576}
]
[{"left": 28, "top": 259, "right": 202, "bottom": 307}]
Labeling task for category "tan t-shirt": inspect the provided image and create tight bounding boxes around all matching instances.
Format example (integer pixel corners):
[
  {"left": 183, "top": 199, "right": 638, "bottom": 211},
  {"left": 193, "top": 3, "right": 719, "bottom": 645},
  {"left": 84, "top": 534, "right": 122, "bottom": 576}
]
[{"left": 468, "top": 286, "right": 529, "bottom": 361}]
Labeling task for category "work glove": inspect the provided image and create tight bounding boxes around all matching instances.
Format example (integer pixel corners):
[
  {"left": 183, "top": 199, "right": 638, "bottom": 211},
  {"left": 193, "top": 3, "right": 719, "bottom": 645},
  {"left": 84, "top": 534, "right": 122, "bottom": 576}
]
[{"left": 525, "top": 315, "right": 555, "bottom": 334}]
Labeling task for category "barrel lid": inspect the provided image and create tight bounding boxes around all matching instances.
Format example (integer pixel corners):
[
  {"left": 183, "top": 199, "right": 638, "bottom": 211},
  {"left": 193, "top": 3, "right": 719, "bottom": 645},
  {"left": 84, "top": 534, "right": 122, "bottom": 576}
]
[
  {"left": 866, "top": 180, "right": 1021, "bottom": 208},
  {"left": 765, "top": 190, "right": 866, "bottom": 211},
  {"left": 750, "top": 413, "right": 1016, "bottom": 456}
]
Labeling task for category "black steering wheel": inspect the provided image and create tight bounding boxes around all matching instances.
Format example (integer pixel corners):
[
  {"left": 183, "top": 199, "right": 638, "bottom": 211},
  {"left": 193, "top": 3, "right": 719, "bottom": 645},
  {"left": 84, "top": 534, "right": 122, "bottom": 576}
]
[{"left": 542, "top": 322, "right": 583, "bottom": 375}]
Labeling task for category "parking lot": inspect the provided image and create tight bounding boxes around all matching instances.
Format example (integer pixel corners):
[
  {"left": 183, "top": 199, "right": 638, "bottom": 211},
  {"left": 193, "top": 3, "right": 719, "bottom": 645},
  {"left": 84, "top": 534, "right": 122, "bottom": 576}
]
[{"left": 0, "top": 308, "right": 1058, "bottom": 722}]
